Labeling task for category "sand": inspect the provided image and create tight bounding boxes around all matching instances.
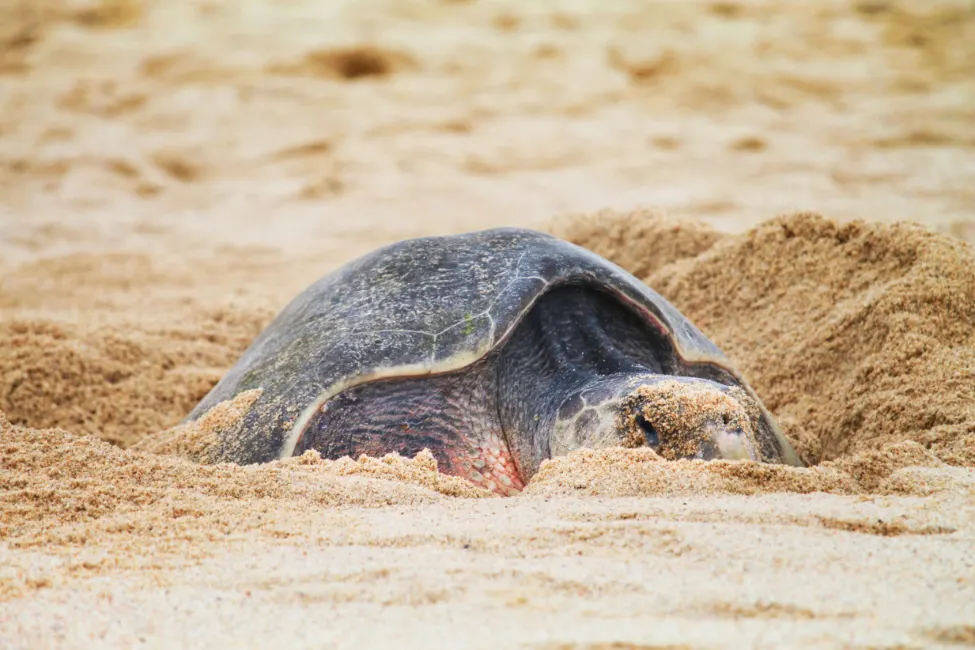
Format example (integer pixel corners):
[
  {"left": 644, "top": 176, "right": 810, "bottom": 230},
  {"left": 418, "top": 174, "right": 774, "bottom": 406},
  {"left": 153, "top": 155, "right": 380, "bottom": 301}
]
[{"left": 1, "top": 0, "right": 974, "bottom": 648}]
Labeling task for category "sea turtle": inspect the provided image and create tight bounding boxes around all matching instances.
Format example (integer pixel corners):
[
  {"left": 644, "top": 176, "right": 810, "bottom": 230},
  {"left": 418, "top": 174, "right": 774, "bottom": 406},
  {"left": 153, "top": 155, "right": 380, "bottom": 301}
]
[{"left": 187, "top": 227, "right": 802, "bottom": 495}]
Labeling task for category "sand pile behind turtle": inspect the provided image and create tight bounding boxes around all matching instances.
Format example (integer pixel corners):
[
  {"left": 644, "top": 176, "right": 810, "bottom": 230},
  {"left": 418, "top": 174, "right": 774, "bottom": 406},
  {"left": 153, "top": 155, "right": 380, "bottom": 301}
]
[
  {"left": 548, "top": 208, "right": 723, "bottom": 279},
  {"left": 530, "top": 209, "right": 975, "bottom": 498},
  {"left": 556, "top": 209, "right": 975, "bottom": 465},
  {"left": 0, "top": 309, "right": 271, "bottom": 449}
]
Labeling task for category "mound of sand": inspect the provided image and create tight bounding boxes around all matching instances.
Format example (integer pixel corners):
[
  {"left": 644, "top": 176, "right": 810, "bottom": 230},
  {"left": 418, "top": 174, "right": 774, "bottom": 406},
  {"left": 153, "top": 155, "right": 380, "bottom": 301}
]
[
  {"left": 549, "top": 207, "right": 722, "bottom": 278},
  {"left": 0, "top": 407, "right": 489, "bottom": 550},
  {"left": 650, "top": 212, "right": 975, "bottom": 466},
  {"left": 559, "top": 210, "right": 975, "bottom": 467},
  {"left": 525, "top": 441, "right": 969, "bottom": 499},
  {"left": 0, "top": 309, "right": 269, "bottom": 448}
]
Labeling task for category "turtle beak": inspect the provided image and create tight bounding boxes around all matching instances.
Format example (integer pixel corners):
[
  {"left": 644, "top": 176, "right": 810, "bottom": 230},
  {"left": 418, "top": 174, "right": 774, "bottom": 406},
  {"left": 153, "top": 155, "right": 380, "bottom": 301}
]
[{"left": 696, "top": 423, "right": 760, "bottom": 462}]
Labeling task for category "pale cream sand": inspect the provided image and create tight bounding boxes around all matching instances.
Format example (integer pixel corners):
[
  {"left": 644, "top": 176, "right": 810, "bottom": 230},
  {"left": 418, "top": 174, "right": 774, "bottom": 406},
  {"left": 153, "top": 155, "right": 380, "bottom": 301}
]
[{"left": 1, "top": 0, "right": 974, "bottom": 648}]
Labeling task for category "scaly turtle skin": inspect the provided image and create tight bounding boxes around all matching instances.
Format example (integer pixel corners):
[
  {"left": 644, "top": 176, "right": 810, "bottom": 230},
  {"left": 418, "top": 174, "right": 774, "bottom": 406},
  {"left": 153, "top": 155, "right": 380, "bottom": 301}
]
[{"left": 187, "top": 227, "right": 802, "bottom": 495}]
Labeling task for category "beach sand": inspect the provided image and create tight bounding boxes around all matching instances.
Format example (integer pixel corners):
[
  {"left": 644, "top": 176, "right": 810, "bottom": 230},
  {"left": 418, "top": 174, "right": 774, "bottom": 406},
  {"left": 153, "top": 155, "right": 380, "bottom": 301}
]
[{"left": 1, "top": 0, "right": 974, "bottom": 648}]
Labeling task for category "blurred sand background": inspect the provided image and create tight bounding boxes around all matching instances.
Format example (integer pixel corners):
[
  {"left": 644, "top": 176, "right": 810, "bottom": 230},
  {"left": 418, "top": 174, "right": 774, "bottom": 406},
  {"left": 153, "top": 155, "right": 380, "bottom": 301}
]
[{"left": 1, "top": 0, "right": 974, "bottom": 648}]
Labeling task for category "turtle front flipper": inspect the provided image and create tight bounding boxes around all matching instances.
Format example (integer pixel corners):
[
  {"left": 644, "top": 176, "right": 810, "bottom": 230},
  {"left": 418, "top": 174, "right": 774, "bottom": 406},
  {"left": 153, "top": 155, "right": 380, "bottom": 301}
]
[{"left": 291, "top": 360, "right": 524, "bottom": 496}]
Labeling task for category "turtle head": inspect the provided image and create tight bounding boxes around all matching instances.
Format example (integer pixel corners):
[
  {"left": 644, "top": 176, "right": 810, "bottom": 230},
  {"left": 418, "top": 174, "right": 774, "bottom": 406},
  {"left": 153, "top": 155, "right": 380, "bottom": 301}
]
[
  {"left": 550, "top": 375, "right": 763, "bottom": 462},
  {"left": 618, "top": 378, "right": 762, "bottom": 461}
]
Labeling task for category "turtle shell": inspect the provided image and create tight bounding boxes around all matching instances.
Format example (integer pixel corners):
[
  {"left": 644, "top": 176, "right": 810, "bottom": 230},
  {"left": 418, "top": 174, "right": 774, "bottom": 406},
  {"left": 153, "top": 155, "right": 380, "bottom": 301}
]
[{"left": 188, "top": 227, "right": 799, "bottom": 466}]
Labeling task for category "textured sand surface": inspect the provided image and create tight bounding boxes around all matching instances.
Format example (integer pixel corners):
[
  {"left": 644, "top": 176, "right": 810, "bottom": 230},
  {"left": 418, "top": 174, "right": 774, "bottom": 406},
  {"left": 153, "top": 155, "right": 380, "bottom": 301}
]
[{"left": 1, "top": 0, "right": 974, "bottom": 648}]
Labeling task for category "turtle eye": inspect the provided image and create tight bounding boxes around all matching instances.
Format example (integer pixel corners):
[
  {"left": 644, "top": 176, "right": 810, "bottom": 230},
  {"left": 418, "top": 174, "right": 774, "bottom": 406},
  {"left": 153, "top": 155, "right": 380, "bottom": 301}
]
[{"left": 636, "top": 415, "right": 659, "bottom": 447}]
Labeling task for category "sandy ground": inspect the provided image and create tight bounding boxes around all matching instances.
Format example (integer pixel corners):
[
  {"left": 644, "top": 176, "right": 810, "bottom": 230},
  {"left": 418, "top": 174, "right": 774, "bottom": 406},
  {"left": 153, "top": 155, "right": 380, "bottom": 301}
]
[{"left": 1, "top": 0, "right": 975, "bottom": 648}]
